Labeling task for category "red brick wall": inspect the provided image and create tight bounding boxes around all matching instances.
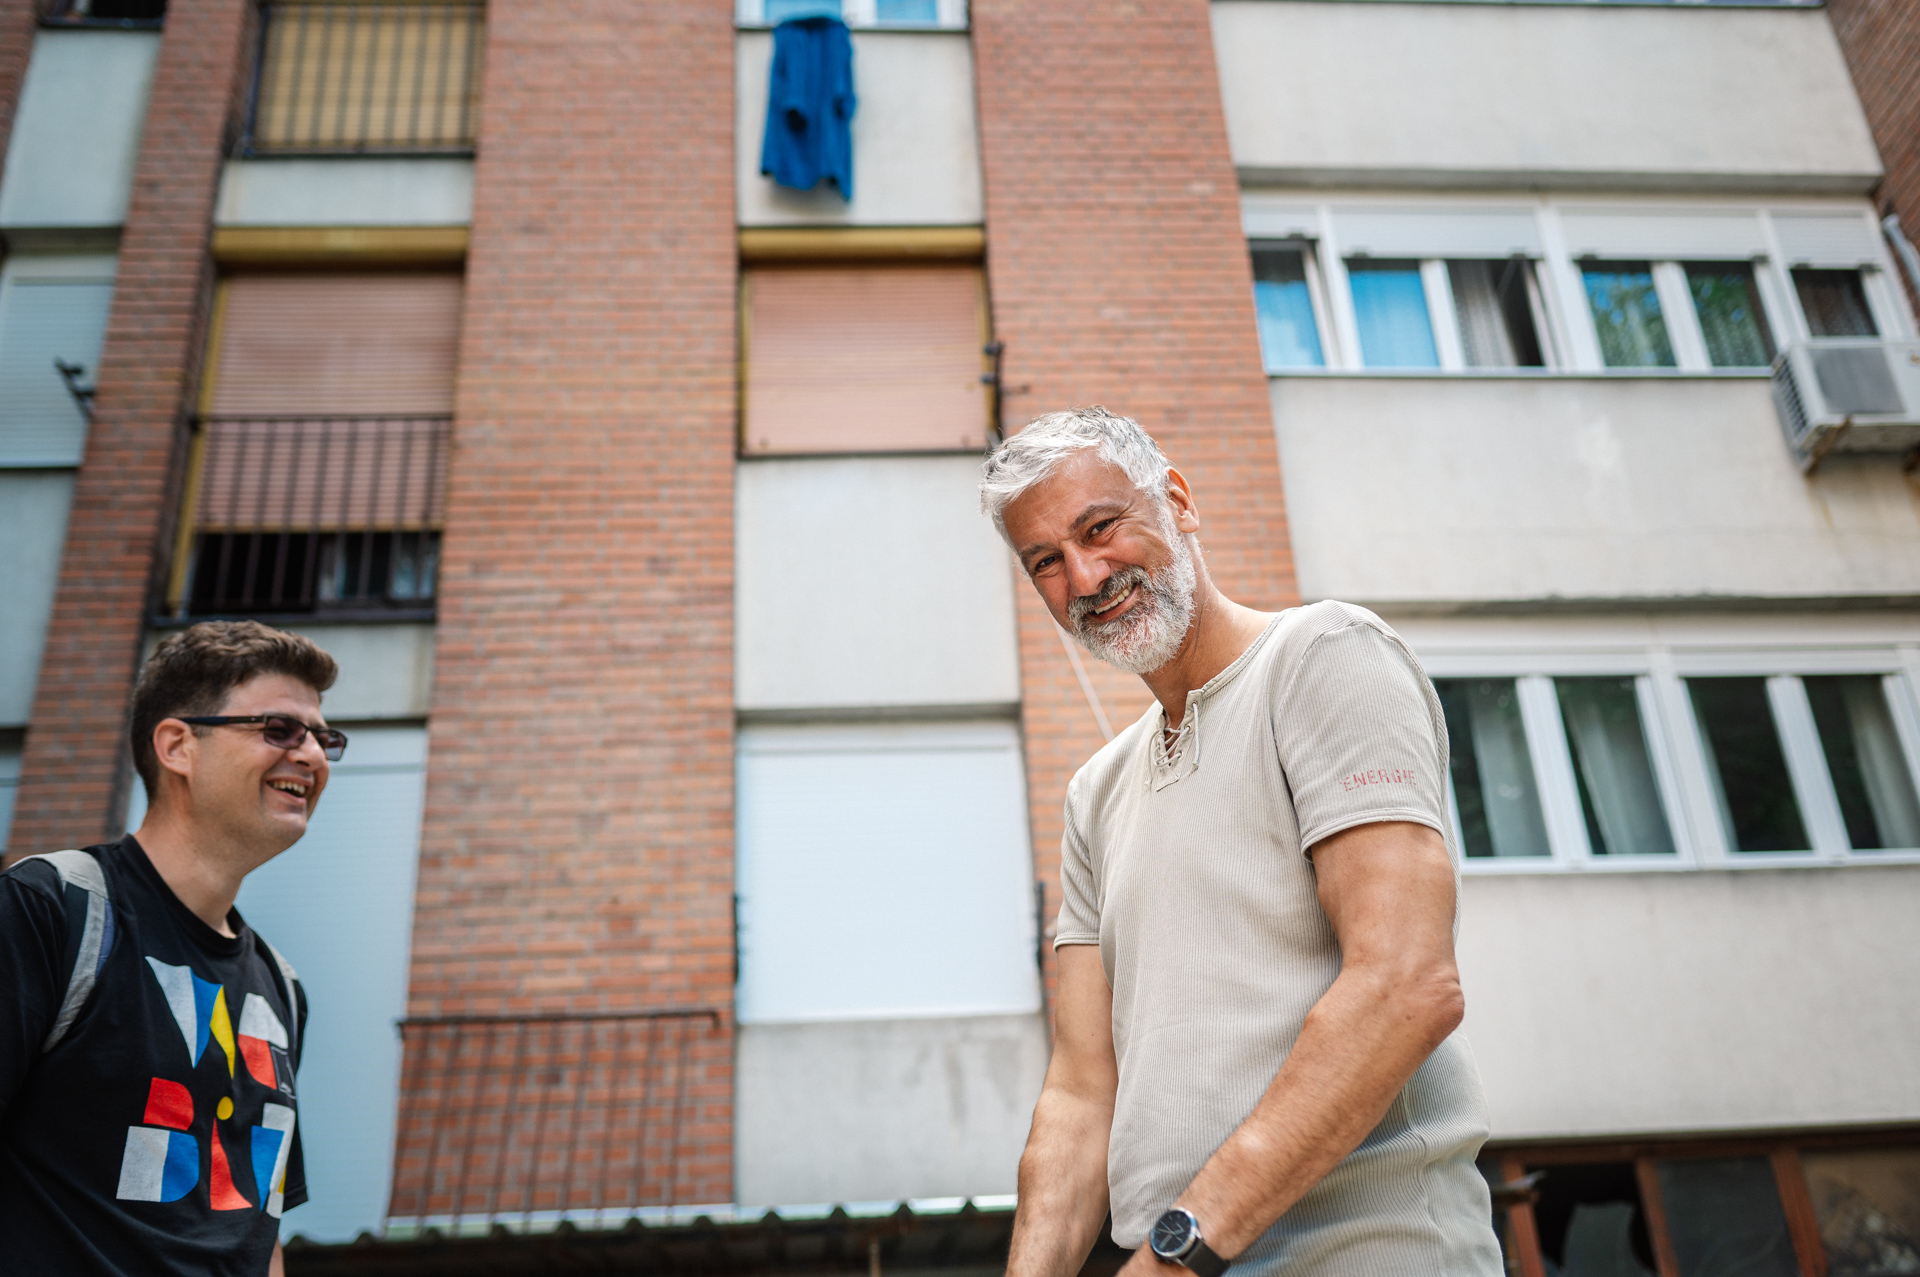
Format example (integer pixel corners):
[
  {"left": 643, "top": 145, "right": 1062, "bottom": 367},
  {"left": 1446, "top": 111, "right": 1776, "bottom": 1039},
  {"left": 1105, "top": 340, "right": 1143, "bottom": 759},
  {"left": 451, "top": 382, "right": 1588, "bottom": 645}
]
[
  {"left": 401, "top": 0, "right": 739, "bottom": 1204},
  {"left": 971, "top": 0, "right": 1299, "bottom": 1002},
  {"left": 1826, "top": 0, "right": 1920, "bottom": 312},
  {"left": 7, "top": 0, "right": 253, "bottom": 860},
  {"left": 0, "top": 0, "right": 38, "bottom": 187}
]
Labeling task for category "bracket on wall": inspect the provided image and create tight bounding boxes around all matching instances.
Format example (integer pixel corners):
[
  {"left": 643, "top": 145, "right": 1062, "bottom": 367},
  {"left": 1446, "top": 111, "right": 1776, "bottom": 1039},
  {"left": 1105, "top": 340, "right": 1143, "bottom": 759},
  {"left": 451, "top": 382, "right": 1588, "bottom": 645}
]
[{"left": 54, "top": 358, "right": 95, "bottom": 420}]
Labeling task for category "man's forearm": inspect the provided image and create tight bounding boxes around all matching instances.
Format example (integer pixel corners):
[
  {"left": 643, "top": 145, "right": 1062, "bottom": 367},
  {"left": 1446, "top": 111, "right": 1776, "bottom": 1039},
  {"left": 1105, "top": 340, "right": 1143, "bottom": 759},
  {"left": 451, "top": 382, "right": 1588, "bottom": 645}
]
[
  {"left": 1006, "top": 1086, "right": 1114, "bottom": 1277},
  {"left": 1174, "top": 958, "right": 1463, "bottom": 1257}
]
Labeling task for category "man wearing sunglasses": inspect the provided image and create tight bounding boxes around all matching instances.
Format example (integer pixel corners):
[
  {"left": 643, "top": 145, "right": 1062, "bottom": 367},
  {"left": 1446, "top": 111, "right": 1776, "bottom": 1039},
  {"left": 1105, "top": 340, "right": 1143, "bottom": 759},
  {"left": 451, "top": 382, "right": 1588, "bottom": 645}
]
[{"left": 0, "top": 621, "right": 343, "bottom": 1277}]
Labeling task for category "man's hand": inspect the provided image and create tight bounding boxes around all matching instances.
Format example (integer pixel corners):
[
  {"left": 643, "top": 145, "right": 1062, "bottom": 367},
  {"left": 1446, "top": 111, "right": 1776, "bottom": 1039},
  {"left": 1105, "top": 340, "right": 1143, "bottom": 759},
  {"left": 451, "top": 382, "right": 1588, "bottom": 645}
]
[
  {"left": 1151, "top": 821, "right": 1466, "bottom": 1263},
  {"left": 1006, "top": 945, "right": 1119, "bottom": 1277}
]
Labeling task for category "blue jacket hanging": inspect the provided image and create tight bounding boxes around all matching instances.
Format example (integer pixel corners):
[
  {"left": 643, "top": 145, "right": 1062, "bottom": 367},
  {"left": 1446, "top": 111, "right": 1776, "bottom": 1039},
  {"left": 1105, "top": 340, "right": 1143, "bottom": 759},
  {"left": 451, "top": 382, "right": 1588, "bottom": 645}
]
[{"left": 760, "top": 16, "right": 855, "bottom": 201}]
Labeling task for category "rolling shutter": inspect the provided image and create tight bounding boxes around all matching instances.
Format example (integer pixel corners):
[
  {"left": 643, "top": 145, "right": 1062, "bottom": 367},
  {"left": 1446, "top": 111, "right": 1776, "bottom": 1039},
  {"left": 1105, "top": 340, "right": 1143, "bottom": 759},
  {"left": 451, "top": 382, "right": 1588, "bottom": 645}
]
[
  {"left": 742, "top": 265, "right": 990, "bottom": 455},
  {"left": 209, "top": 273, "right": 463, "bottom": 417},
  {"left": 0, "top": 255, "right": 117, "bottom": 466}
]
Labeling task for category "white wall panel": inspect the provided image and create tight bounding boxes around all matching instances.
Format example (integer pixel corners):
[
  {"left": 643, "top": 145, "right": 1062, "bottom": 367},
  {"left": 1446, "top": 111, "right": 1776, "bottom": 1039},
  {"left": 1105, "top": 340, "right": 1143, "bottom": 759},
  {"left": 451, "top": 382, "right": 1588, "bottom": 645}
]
[
  {"left": 735, "top": 1014, "right": 1047, "bottom": 1208},
  {"left": 129, "top": 727, "right": 428, "bottom": 1242},
  {"left": 0, "top": 470, "right": 76, "bottom": 725},
  {"left": 0, "top": 254, "right": 116, "bottom": 465},
  {"left": 1213, "top": 2, "right": 1880, "bottom": 191},
  {"left": 736, "top": 720, "right": 1039, "bottom": 1024},
  {"left": 214, "top": 159, "right": 474, "bottom": 227},
  {"left": 736, "top": 31, "right": 982, "bottom": 227},
  {"left": 0, "top": 31, "right": 159, "bottom": 227},
  {"left": 1270, "top": 376, "right": 1920, "bottom": 606},
  {"left": 736, "top": 455, "right": 1020, "bottom": 711},
  {"left": 1459, "top": 865, "right": 1920, "bottom": 1137}
]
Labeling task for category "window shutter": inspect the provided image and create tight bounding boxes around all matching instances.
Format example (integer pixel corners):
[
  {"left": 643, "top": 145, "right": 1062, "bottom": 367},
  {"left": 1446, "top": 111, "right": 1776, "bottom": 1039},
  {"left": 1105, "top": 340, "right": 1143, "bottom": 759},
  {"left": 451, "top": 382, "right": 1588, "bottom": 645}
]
[
  {"left": 1330, "top": 207, "right": 1544, "bottom": 260},
  {"left": 1770, "top": 213, "right": 1883, "bottom": 269},
  {"left": 209, "top": 274, "right": 463, "bottom": 417},
  {"left": 1558, "top": 209, "right": 1768, "bottom": 261},
  {"left": 742, "top": 266, "right": 989, "bottom": 455},
  {"left": 0, "top": 256, "right": 117, "bottom": 467}
]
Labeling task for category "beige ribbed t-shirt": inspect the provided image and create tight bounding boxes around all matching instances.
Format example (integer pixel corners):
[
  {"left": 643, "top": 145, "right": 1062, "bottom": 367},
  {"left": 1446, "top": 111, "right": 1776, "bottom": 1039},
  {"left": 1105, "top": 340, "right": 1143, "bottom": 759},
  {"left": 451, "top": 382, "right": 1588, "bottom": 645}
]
[{"left": 1056, "top": 601, "right": 1501, "bottom": 1276}]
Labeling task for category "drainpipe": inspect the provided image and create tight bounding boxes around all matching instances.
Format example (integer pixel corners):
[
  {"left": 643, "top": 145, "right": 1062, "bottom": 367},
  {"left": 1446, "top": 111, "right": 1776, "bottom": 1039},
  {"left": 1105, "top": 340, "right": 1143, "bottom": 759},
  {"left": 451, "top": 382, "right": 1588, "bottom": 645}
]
[{"left": 1881, "top": 212, "right": 1920, "bottom": 306}]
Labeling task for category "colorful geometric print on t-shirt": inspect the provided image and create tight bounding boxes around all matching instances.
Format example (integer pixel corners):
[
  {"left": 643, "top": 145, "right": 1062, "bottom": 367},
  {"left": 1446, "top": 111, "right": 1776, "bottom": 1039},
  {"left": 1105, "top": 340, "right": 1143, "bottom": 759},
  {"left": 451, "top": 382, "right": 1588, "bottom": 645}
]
[{"left": 116, "top": 956, "right": 298, "bottom": 1217}]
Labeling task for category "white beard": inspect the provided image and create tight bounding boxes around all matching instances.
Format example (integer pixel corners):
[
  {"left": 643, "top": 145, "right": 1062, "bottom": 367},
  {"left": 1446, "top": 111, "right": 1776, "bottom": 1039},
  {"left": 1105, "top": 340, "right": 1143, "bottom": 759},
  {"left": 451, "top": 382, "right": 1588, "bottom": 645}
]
[{"left": 1066, "top": 524, "right": 1198, "bottom": 675}]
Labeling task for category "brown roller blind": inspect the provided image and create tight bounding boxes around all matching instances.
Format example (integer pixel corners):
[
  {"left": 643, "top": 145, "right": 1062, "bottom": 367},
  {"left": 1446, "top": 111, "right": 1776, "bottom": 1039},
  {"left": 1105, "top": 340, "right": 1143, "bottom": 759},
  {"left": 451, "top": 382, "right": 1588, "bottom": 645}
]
[
  {"left": 209, "top": 273, "right": 463, "bottom": 416},
  {"left": 742, "top": 266, "right": 990, "bottom": 455},
  {"left": 196, "top": 418, "right": 448, "bottom": 531}
]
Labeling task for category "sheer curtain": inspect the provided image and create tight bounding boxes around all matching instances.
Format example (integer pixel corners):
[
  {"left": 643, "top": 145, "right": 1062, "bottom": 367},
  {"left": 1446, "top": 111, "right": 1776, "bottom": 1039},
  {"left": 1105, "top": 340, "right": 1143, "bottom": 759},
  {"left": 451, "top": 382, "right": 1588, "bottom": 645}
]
[{"left": 1556, "top": 678, "right": 1675, "bottom": 857}]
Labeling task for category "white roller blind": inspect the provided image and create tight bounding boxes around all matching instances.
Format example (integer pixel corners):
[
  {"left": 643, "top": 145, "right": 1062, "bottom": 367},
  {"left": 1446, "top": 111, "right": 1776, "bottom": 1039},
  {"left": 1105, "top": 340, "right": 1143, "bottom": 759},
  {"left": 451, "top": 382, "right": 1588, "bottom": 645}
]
[
  {"left": 1330, "top": 206, "right": 1543, "bottom": 259},
  {"left": 736, "top": 719, "right": 1039, "bottom": 1024},
  {"left": 1558, "top": 208, "right": 1768, "bottom": 261},
  {"left": 1771, "top": 212, "right": 1883, "bottom": 268},
  {"left": 0, "top": 255, "right": 116, "bottom": 466}
]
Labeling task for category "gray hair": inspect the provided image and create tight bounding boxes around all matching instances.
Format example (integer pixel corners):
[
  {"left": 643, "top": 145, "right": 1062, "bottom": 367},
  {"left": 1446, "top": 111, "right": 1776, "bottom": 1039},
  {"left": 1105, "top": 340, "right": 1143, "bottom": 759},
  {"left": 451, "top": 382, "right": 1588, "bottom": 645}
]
[{"left": 979, "top": 407, "right": 1173, "bottom": 542}]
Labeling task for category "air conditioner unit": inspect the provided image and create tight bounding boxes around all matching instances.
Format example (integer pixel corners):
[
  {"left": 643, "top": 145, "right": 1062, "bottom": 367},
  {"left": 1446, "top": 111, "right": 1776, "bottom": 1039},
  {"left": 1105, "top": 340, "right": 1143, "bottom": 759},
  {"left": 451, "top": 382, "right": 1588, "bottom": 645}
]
[{"left": 1772, "top": 338, "right": 1920, "bottom": 471}]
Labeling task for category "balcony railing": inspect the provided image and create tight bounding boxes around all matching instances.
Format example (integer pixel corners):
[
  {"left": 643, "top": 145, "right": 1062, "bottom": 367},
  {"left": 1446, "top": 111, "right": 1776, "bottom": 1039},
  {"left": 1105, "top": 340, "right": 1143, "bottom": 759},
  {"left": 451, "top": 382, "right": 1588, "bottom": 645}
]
[
  {"left": 386, "top": 1010, "right": 725, "bottom": 1236},
  {"left": 242, "top": 1, "right": 485, "bottom": 155},
  {"left": 173, "top": 415, "right": 449, "bottom": 620}
]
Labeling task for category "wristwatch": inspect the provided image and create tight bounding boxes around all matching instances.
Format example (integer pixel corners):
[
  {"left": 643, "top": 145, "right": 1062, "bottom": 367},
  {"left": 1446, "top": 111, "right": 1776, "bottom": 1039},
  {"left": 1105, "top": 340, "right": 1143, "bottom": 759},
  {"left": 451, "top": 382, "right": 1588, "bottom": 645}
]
[{"left": 1148, "top": 1207, "right": 1230, "bottom": 1277}]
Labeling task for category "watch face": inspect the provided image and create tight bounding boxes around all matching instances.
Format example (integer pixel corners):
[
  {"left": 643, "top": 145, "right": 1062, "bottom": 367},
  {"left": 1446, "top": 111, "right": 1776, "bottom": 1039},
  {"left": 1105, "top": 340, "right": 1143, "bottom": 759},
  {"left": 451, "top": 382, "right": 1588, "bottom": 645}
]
[{"left": 1150, "top": 1209, "right": 1196, "bottom": 1259}]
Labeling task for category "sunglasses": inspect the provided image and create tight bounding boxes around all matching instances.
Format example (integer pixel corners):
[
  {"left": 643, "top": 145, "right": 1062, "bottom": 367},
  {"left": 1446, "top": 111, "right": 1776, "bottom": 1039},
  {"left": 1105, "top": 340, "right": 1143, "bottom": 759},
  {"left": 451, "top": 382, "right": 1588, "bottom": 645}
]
[{"left": 176, "top": 714, "right": 349, "bottom": 761}]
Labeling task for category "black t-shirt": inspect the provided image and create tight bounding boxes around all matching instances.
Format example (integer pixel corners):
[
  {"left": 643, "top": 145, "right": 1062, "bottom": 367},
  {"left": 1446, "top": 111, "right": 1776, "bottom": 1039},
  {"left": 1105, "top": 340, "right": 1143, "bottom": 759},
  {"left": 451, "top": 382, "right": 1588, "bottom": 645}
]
[{"left": 0, "top": 837, "right": 307, "bottom": 1276}]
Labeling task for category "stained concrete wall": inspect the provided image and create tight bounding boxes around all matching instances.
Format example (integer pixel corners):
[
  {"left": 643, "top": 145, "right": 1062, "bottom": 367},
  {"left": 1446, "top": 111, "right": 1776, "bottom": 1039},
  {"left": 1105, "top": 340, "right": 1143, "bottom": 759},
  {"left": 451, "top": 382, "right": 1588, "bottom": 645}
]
[
  {"left": 1212, "top": 1, "right": 1882, "bottom": 191},
  {"left": 0, "top": 470, "right": 74, "bottom": 725},
  {"left": 0, "top": 30, "right": 159, "bottom": 227},
  {"left": 214, "top": 159, "right": 474, "bottom": 226},
  {"left": 737, "top": 31, "right": 982, "bottom": 226},
  {"left": 736, "top": 456, "right": 1021, "bottom": 711},
  {"left": 1458, "top": 864, "right": 1920, "bottom": 1138},
  {"left": 1269, "top": 376, "right": 1920, "bottom": 607},
  {"left": 734, "top": 1013, "right": 1048, "bottom": 1207}
]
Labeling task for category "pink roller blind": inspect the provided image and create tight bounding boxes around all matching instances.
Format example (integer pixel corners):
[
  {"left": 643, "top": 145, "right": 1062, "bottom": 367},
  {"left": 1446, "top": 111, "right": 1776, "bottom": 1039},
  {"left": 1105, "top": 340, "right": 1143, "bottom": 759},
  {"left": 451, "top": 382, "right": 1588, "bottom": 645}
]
[
  {"left": 743, "top": 266, "right": 990, "bottom": 455},
  {"left": 209, "top": 273, "right": 463, "bottom": 416}
]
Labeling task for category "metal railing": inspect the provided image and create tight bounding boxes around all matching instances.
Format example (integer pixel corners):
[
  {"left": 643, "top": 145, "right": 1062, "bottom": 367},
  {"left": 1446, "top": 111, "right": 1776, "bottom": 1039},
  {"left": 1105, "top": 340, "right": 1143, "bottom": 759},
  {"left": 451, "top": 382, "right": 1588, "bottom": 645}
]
[
  {"left": 177, "top": 415, "right": 449, "bottom": 619},
  {"left": 242, "top": 1, "right": 485, "bottom": 155},
  {"left": 386, "top": 1010, "right": 724, "bottom": 1235}
]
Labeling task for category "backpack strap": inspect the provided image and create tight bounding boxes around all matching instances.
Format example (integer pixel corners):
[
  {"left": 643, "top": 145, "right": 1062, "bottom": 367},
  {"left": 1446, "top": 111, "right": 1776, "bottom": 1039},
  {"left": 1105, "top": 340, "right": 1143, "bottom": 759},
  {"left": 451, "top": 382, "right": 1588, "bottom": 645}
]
[
  {"left": 259, "top": 937, "right": 300, "bottom": 1064},
  {"left": 20, "top": 850, "right": 114, "bottom": 1054}
]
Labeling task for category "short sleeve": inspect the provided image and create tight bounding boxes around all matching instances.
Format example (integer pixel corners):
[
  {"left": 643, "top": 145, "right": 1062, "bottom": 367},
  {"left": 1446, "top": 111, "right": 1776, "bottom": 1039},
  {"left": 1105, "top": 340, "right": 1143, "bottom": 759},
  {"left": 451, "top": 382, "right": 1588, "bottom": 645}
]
[
  {"left": 1274, "top": 621, "right": 1451, "bottom": 854},
  {"left": 1053, "top": 797, "right": 1101, "bottom": 949}
]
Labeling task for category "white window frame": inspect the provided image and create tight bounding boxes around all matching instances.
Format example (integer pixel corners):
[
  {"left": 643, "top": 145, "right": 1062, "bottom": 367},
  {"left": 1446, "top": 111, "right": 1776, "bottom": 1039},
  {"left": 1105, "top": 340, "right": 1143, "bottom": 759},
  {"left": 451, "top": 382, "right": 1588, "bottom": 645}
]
[
  {"left": 1426, "top": 645, "right": 1920, "bottom": 874},
  {"left": 1247, "top": 196, "right": 1918, "bottom": 378},
  {"left": 736, "top": 0, "right": 968, "bottom": 29}
]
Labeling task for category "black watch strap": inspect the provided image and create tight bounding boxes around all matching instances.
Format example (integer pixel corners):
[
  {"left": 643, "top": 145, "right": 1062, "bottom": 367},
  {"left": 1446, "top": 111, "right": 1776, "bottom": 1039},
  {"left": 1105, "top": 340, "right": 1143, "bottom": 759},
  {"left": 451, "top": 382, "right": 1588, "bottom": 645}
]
[{"left": 1180, "top": 1239, "right": 1229, "bottom": 1277}]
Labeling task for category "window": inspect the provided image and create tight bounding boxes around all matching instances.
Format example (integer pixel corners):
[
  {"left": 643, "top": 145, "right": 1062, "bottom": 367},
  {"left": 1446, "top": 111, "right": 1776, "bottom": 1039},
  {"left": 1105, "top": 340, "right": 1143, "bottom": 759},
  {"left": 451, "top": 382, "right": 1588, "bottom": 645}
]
[
  {"left": 243, "top": 2, "right": 485, "bottom": 155},
  {"left": 1685, "top": 262, "right": 1774, "bottom": 367},
  {"left": 1493, "top": 1138, "right": 1920, "bottom": 1277},
  {"left": 1793, "top": 269, "right": 1878, "bottom": 338},
  {"left": 740, "top": 265, "right": 992, "bottom": 455},
  {"left": 0, "top": 254, "right": 116, "bottom": 466},
  {"left": 734, "top": 720, "right": 1039, "bottom": 1022},
  {"left": 1243, "top": 199, "right": 1911, "bottom": 376},
  {"left": 1450, "top": 258, "right": 1546, "bottom": 368},
  {"left": 1583, "top": 262, "right": 1675, "bottom": 368},
  {"left": 174, "top": 274, "right": 460, "bottom": 618},
  {"left": 1250, "top": 243, "right": 1325, "bottom": 371},
  {"left": 1426, "top": 643, "right": 1920, "bottom": 872},
  {"left": 740, "top": 0, "right": 968, "bottom": 27}
]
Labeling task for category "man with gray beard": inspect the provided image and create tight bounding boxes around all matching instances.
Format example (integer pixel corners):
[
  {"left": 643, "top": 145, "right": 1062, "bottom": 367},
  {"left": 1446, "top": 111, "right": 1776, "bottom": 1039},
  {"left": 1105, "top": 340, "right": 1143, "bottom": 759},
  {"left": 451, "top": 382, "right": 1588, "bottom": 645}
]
[{"left": 982, "top": 409, "right": 1501, "bottom": 1277}]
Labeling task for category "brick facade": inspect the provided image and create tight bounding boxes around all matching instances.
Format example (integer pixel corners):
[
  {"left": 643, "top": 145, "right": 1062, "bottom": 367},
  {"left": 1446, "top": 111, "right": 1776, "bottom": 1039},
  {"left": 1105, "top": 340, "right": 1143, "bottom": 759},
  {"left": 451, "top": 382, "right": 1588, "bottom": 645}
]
[
  {"left": 400, "top": 0, "right": 740, "bottom": 1202},
  {"left": 971, "top": 0, "right": 1299, "bottom": 998},
  {"left": 0, "top": 0, "right": 37, "bottom": 185},
  {"left": 1826, "top": 0, "right": 1920, "bottom": 312},
  {"left": 7, "top": 0, "right": 253, "bottom": 860}
]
